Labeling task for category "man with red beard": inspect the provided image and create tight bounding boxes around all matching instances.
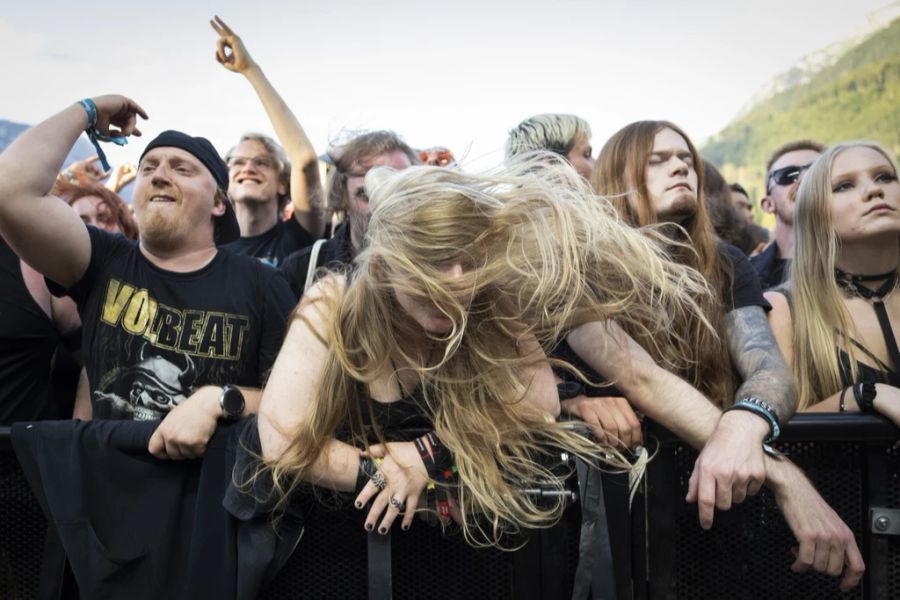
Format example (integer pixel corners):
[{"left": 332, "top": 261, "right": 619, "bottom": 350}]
[{"left": 0, "top": 95, "right": 296, "bottom": 459}]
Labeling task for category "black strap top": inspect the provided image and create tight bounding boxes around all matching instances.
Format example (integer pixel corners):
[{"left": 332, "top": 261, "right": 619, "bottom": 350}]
[{"left": 777, "top": 285, "right": 900, "bottom": 387}]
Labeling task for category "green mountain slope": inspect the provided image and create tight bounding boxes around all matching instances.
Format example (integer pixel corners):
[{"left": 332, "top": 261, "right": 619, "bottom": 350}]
[{"left": 703, "top": 17, "right": 900, "bottom": 203}]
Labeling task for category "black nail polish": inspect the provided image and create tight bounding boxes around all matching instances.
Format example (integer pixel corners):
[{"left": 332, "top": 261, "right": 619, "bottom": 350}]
[
  {"left": 402, "top": 524, "right": 410, "bottom": 531},
  {"left": 365, "top": 523, "right": 373, "bottom": 531},
  {"left": 355, "top": 501, "right": 362, "bottom": 509},
  {"left": 378, "top": 527, "right": 386, "bottom": 535}
]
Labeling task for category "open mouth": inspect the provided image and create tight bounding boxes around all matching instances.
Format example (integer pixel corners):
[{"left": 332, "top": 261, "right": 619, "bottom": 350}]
[
  {"left": 236, "top": 177, "right": 263, "bottom": 184},
  {"left": 149, "top": 195, "right": 176, "bottom": 203}
]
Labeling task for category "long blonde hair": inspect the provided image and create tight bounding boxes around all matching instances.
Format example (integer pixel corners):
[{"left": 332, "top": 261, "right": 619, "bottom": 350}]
[
  {"left": 270, "top": 155, "right": 715, "bottom": 546},
  {"left": 790, "top": 141, "right": 900, "bottom": 408}
]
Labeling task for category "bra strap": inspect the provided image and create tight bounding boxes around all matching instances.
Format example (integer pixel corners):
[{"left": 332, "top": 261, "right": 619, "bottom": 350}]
[{"left": 873, "top": 300, "right": 900, "bottom": 374}]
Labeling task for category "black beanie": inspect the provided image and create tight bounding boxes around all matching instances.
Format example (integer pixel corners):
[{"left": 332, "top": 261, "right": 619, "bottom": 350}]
[{"left": 139, "top": 130, "right": 239, "bottom": 244}]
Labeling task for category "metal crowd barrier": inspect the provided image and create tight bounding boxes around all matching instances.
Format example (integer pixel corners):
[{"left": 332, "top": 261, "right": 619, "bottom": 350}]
[
  {"left": 1, "top": 413, "right": 897, "bottom": 599},
  {"left": 632, "top": 414, "right": 899, "bottom": 600}
]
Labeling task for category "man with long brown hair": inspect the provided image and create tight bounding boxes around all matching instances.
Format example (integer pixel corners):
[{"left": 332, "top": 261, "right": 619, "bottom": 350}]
[{"left": 578, "top": 120, "right": 863, "bottom": 588}]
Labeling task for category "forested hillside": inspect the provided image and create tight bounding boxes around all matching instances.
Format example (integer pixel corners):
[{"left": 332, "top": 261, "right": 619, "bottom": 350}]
[{"left": 704, "top": 17, "right": 900, "bottom": 202}]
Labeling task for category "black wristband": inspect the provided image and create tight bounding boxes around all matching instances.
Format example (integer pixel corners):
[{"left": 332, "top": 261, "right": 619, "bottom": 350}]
[
  {"left": 839, "top": 386, "right": 849, "bottom": 412},
  {"left": 853, "top": 381, "right": 876, "bottom": 412}
]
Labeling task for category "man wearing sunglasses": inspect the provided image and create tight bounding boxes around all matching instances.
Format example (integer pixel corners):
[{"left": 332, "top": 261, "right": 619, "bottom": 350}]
[{"left": 752, "top": 140, "right": 826, "bottom": 289}]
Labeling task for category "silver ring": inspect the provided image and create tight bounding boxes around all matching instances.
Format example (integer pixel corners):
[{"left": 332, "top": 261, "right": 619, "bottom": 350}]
[
  {"left": 390, "top": 496, "right": 405, "bottom": 510},
  {"left": 370, "top": 471, "right": 386, "bottom": 490}
]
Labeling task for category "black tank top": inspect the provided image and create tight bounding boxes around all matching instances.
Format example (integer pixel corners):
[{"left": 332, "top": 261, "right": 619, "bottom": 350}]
[{"left": 776, "top": 285, "right": 900, "bottom": 387}]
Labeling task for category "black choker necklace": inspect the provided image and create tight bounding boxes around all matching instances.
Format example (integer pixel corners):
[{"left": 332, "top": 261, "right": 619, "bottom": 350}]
[{"left": 835, "top": 268, "right": 898, "bottom": 300}]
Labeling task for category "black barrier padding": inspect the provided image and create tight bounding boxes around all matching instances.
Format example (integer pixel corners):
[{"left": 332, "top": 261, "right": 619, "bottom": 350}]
[
  {"left": 259, "top": 491, "right": 583, "bottom": 600},
  {"left": 258, "top": 495, "right": 369, "bottom": 599},
  {"left": 882, "top": 444, "right": 900, "bottom": 600},
  {"left": 660, "top": 442, "right": 865, "bottom": 600},
  {"left": 0, "top": 450, "right": 48, "bottom": 600}
]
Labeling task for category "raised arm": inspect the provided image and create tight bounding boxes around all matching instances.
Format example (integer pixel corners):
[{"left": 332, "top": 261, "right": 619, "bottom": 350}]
[
  {"left": 211, "top": 16, "right": 324, "bottom": 237},
  {"left": 0, "top": 96, "right": 146, "bottom": 287}
]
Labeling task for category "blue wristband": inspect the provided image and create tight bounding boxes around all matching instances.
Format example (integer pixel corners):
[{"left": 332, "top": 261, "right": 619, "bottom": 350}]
[
  {"left": 77, "top": 98, "right": 128, "bottom": 173},
  {"left": 724, "top": 397, "right": 781, "bottom": 444},
  {"left": 78, "top": 98, "right": 98, "bottom": 130}
]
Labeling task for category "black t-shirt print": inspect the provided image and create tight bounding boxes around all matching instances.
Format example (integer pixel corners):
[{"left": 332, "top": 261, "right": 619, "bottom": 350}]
[{"left": 49, "top": 227, "right": 296, "bottom": 421}]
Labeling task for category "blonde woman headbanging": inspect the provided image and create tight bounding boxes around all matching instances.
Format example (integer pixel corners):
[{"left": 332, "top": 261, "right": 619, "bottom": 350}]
[
  {"left": 766, "top": 141, "right": 900, "bottom": 425},
  {"left": 255, "top": 155, "right": 713, "bottom": 547}
]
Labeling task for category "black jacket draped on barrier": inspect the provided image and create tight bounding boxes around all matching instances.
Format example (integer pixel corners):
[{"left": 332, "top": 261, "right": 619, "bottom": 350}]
[{"left": 10, "top": 418, "right": 302, "bottom": 600}]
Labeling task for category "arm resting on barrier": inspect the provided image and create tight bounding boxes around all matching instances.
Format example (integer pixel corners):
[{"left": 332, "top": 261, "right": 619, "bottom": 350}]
[
  {"left": 567, "top": 320, "right": 766, "bottom": 526},
  {"left": 765, "top": 458, "right": 865, "bottom": 592},
  {"left": 567, "top": 319, "right": 866, "bottom": 590},
  {"left": 725, "top": 306, "right": 798, "bottom": 423},
  {"left": 257, "top": 275, "right": 431, "bottom": 534}
]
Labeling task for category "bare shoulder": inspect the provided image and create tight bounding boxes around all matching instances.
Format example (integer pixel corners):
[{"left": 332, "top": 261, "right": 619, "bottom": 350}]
[
  {"left": 763, "top": 290, "right": 793, "bottom": 330},
  {"left": 763, "top": 290, "right": 794, "bottom": 367},
  {"left": 292, "top": 273, "right": 347, "bottom": 325}
]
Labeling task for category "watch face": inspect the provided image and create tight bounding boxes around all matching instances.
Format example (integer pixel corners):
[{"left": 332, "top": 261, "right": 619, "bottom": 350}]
[{"left": 222, "top": 386, "right": 245, "bottom": 416}]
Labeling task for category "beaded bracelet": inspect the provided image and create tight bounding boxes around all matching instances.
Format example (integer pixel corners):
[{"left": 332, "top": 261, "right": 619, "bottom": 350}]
[{"left": 723, "top": 397, "right": 781, "bottom": 444}]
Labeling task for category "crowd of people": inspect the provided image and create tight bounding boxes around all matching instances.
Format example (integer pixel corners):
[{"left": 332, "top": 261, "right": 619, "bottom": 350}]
[{"left": 1, "top": 15, "right": 898, "bottom": 596}]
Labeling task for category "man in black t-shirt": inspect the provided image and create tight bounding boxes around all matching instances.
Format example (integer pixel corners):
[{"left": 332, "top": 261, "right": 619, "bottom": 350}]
[
  {"left": 0, "top": 95, "right": 296, "bottom": 459},
  {"left": 752, "top": 140, "right": 825, "bottom": 289},
  {"left": 212, "top": 18, "right": 323, "bottom": 266}
]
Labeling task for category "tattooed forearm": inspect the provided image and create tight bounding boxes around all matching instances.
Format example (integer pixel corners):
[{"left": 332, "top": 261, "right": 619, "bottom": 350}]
[{"left": 725, "top": 306, "right": 798, "bottom": 421}]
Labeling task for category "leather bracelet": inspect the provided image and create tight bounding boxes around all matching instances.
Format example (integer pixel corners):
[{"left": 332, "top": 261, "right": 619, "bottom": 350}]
[
  {"left": 723, "top": 397, "right": 781, "bottom": 444},
  {"left": 839, "top": 386, "right": 849, "bottom": 412},
  {"left": 852, "top": 381, "right": 877, "bottom": 412}
]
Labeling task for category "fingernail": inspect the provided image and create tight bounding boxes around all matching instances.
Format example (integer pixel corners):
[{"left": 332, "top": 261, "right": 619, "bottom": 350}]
[
  {"left": 355, "top": 501, "right": 362, "bottom": 509},
  {"left": 365, "top": 523, "right": 373, "bottom": 531},
  {"left": 378, "top": 527, "right": 386, "bottom": 535},
  {"left": 402, "top": 524, "right": 410, "bottom": 531}
]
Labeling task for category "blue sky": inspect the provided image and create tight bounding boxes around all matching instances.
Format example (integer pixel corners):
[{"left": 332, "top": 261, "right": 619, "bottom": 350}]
[{"left": 1, "top": 0, "right": 896, "bottom": 169}]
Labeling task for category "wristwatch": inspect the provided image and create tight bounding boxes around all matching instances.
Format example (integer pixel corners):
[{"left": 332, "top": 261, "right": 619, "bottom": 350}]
[{"left": 219, "top": 385, "right": 245, "bottom": 420}]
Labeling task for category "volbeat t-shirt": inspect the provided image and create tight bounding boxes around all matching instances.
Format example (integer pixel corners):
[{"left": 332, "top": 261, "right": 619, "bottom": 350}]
[
  {"left": 221, "top": 218, "right": 316, "bottom": 267},
  {"left": 50, "top": 227, "right": 297, "bottom": 421}
]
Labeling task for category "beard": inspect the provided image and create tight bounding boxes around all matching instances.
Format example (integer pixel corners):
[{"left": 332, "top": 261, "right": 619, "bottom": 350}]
[
  {"left": 137, "top": 205, "right": 187, "bottom": 252},
  {"left": 660, "top": 191, "right": 697, "bottom": 224}
]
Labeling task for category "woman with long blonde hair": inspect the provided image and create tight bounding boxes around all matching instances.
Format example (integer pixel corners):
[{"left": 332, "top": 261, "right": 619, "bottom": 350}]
[
  {"left": 255, "top": 155, "right": 713, "bottom": 546},
  {"left": 766, "top": 141, "right": 900, "bottom": 424}
]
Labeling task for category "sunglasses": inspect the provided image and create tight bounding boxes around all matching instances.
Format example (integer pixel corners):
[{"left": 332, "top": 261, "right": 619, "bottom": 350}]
[{"left": 767, "top": 163, "right": 813, "bottom": 192}]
